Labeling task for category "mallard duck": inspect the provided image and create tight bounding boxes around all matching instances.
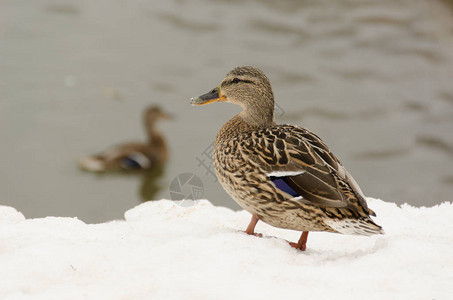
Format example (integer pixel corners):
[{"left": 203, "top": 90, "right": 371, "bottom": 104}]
[
  {"left": 191, "top": 66, "right": 383, "bottom": 251},
  {"left": 78, "top": 106, "right": 170, "bottom": 172}
]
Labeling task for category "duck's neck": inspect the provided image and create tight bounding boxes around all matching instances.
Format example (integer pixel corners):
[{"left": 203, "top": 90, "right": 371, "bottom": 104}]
[
  {"left": 215, "top": 111, "right": 275, "bottom": 145},
  {"left": 146, "top": 121, "right": 168, "bottom": 163},
  {"left": 239, "top": 103, "right": 274, "bottom": 128},
  {"left": 148, "top": 129, "right": 165, "bottom": 147},
  {"left": 145, "top": 119, "right": 164, "bottom": 146}
]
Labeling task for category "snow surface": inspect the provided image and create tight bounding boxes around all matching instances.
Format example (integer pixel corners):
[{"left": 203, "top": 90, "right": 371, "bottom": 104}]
[{"left": 1, "top": 199, "right": 452, "bottom": 299}]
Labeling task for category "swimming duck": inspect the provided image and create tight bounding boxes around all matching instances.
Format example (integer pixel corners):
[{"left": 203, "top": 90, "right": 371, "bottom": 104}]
[
  {"left": 78, "top": 106, "right": 170, "bottom": 172},
  {"left": 191, "top": 66, "right": 383, "bottom": 251}
]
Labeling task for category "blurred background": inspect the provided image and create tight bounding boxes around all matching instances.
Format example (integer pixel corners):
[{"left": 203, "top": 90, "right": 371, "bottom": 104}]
[{"left": 1, "top": 0, "right": 452, "bottom": 223}]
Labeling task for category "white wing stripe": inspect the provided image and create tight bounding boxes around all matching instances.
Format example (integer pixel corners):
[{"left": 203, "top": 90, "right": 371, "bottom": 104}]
[
  {"left": 127, "top": 152, "right": 151, "bottom": 168},
  {"left": 267, "top": 171, "right": 305, "bottom": 177}
]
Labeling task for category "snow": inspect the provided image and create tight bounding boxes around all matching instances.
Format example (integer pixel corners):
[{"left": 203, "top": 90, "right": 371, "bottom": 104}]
[{"left": 1, "top": 199, "right": 452, "bottom": 299}]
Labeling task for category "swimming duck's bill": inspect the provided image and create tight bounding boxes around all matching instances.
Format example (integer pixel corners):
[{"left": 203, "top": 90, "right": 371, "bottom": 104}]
[
  {"left": 191, "top": 87, "right": 227, "bottom": 105},
  {"left": 160, "top": 111, "right": 174, "bottom": 120}
]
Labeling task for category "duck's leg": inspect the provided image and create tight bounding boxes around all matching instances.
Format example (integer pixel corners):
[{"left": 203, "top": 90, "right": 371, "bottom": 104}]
[
  {"left": 289, "top": 231, "right": 309, "bottom": 251},
  {"left": 244, "top": 214, "right": 263, "bottom": 237}
]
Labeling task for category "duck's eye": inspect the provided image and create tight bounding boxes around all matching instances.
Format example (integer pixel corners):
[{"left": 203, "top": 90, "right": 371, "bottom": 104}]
[{"left": 232, "top": 78, "right": 241, "bottom": 84}]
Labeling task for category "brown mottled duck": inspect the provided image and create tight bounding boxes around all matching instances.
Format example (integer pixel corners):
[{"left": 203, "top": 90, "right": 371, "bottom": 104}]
[
  {"left": 78, "top": 106, "right": 170, "bottom": 172},
  {"left": 191, "top": 66, "right": 383, "bottom": 251}
]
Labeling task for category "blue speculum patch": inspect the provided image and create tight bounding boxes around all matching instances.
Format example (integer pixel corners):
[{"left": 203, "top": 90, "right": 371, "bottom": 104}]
[
  {"left": 270, "top": 177, "right": 299, "bottom": 197},
  {"left": 121, "top": 157, "right": 142, "bottom": 169}
]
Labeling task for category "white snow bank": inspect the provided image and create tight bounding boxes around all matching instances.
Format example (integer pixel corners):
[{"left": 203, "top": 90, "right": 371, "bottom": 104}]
[{"left": 1, "top": 199, "right": 452, "bottom": 299}]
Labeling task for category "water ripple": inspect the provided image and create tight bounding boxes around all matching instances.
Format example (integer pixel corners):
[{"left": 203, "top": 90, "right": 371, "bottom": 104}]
[
  {"left": 416, "top": 136, "right": 453, "bottom": 156},
  {"left": 44, "top": 4, "right": 80, "bottom": 15},
  {"left": 249, "top": 19, "right": 310, "bottom": 39},
  {"left": 440, "top": 92, "right": 453, "bottom": 105},
  {"left": 282, "top": 107, "right": 388, "bottom": 122},
  {"left": 353, "top": 148, "right": 409, "bottom": 160},
  {"left": 158, "top": 13, "right": 221, "bottom": 32}
]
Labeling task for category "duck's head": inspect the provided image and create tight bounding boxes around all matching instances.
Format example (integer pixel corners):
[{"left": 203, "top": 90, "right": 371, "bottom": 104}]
[
  {"left": 143, "top": 106, "right": 172, "bottom": 142},
  {"left": 144, "top": 106, "right": 172, "bottom": 122},
  {"left": 191, "top": 66, "right": 275, "bottom": 127}
]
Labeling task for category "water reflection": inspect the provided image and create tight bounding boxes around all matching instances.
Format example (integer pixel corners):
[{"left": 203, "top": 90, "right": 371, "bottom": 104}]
[
  {"left": 79, "top": 167, "right": 165, "bottom": 203},
  {"left": 139, "top": 165, "right": 165, "bottom": 202}
]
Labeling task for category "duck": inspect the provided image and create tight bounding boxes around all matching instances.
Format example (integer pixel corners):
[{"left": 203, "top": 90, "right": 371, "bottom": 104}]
[
  {"left": 191, "top": 66, "right": 383, "bottom": 251},
  {"left": 78, "top": 106, "right": 170, "bottom": 172}
]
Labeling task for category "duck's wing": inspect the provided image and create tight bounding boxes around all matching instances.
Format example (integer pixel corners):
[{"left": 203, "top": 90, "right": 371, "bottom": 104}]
[
  {"left": 239, "top": 125, "right": 374, "bottom": 217},
  {"left": 99, "top": 143, "right": 154, "bottom": 170}
]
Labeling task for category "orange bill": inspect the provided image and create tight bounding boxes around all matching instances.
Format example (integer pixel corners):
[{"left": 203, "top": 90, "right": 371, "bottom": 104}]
[{"left": 191, "top": 87, "right": 227, "bottom": 105}]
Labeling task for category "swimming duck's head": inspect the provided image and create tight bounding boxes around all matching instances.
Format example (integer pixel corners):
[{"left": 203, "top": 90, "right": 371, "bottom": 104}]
[{"left": 144, "top": 106, "right": 172, "bottom": 122}]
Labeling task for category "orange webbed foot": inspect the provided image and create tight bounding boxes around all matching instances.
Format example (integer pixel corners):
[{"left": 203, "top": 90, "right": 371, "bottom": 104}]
[
  {"left": 242, "top": 230, "right": 263, "bottom": 238},
  {"left": 289, "top": 231, "right": 309, "bottom": 251}
]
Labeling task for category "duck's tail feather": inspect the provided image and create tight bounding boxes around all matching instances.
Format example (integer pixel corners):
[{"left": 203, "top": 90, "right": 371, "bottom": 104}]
[
  {"left": 78, "top": 156, "right": 106, "bottom": 172},
  {"left": 324, "top": 218, "right": 384, "bottom": 236}
]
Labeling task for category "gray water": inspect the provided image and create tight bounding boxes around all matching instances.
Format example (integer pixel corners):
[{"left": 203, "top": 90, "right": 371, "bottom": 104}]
[{"left": 1, "top": 0, "right": 452, "bottom": 223}]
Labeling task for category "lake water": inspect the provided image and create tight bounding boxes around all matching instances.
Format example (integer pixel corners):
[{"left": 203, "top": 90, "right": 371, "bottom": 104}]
[{"left": 1, "top": 0, "right": 452, "bottom": 223}]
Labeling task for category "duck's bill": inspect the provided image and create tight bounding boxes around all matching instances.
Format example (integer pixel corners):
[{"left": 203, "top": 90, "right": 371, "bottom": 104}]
[
  {"left": 161, "top": 112, "right": 173, "bottom": 120},
  {"left": 191, "top": 87, "right": 227, "bottom": 105}
]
